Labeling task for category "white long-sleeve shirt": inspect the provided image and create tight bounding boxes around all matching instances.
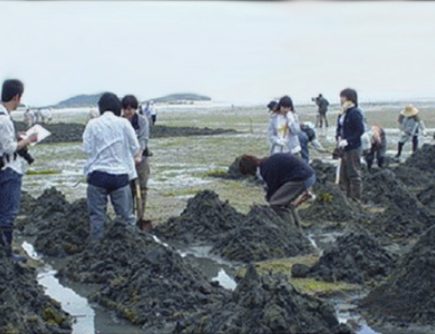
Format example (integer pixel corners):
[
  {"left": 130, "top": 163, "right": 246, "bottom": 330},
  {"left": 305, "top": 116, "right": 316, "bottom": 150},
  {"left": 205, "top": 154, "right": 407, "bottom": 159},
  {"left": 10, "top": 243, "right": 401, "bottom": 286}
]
[
  {"left": 83, "top": 111, "right": 140, "bottom": 180},
  {"left": 0, "top": 104, "right": 24, "bottom": 175}
]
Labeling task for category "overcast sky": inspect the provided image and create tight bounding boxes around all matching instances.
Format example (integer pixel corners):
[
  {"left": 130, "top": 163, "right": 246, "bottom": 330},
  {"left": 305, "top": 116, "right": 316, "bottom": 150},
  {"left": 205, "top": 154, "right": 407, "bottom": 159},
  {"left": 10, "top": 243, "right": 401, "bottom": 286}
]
[{"left": 1, "top": 1, "right": 435, "bottom": 107}]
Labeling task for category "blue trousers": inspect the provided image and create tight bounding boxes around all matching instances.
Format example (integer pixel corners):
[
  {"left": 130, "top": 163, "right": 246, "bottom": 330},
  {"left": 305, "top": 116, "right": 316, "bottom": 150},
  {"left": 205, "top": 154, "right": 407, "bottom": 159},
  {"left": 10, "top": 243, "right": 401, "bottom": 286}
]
[
  {"left": 0, "top": 168, "right": 22, "bottom": 248},
  {"left": 87, "top": 183, "right": 135, "bottom": 240}
]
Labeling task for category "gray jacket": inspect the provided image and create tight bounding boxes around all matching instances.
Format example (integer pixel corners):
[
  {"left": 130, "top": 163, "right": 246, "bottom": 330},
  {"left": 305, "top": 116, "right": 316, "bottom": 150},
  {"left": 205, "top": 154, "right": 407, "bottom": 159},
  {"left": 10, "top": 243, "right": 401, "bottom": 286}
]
[{"left": 267, "top": 112, "right": 301, "bottom": 155}]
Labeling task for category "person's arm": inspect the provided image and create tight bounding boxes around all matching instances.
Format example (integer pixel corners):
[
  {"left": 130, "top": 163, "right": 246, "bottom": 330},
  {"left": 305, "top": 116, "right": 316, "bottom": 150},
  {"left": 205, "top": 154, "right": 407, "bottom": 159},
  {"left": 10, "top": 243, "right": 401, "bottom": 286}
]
[
  {"left": 287, "top": 113, "right": 301, "bottom": 135},
  {"left": 137, "top": 115, "right": 150, "bottom": 151},
  {"left": 124, "top": 121, "right": 141, "bottom": 162},
  {"left": 310, "top": 138, "right": 325, "bottom": 152},
  {"left": 82, "top": 123, "right": 94, "bottom": 155},
  {"left": 343, "top": 110, "right": 365, "bottom": 147}
]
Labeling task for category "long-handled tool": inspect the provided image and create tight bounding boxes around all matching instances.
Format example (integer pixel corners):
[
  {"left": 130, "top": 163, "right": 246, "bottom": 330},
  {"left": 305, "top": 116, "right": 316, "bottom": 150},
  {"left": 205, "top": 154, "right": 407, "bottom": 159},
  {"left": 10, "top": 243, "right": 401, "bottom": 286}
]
[{"left": 134, "top": 179, "right": 152, "bottom": 232}]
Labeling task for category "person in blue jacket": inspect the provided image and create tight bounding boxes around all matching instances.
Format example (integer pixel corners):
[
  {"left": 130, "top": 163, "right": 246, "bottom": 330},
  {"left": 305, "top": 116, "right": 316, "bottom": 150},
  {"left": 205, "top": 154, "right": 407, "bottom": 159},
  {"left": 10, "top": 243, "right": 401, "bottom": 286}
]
[{"left": 336, "top": 88, "right": 365, "bottom": 201}]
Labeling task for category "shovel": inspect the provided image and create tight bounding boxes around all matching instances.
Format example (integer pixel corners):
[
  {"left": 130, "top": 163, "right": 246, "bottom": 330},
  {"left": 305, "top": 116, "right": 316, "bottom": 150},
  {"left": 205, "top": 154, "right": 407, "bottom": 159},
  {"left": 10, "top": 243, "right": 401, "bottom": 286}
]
[{"left": 134, "top": 179, "right": 152, "bottom": 232}]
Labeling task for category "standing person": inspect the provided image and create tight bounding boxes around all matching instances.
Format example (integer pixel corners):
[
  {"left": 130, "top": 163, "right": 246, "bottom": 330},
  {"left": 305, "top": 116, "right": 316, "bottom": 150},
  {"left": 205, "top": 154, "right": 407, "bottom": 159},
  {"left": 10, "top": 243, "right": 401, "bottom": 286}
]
[
  {"left": 336, "top": 88, "right": 365, "bottom": 201},
  {"left": 83, "top": 93, "right": 141, "bottom": 242},
  {"left": 24, "top": 108, "right": 36, "bottom": 128},
  {"left": 396, "top": 104, "right": 426, "bottom": 158},
  {"left": 121, "top": 95, "right": 150, "bottom": 225},
  {"left": 314, "top": 94, "right": 329, "bottom": 128},
  {"left": 298, "top": 122, "right": 327, "bottom": 163},
  {"left": 237, "top": 154, "right": 315, "bottom": 226},
  {"left": 149, "top": 100, "right": 157, "bottom": 125},
  {"left": 364, "top": 125, "right": 387, "bottom": 172},
  {"left": 267, "top": 96, "right": 301, "bottom": 156},
  {"left": 0, "top": 80, "right": 38, "bottom": 261}
]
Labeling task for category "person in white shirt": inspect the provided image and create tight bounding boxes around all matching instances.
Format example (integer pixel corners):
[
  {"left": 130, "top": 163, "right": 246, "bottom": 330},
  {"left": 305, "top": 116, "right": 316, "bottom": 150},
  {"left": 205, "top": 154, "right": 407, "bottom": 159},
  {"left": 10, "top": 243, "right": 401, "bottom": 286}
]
[
  {"left": 83, "top": 92, "right": 141, "bottom": 241},
  {"left": 149, "top": 100, "right": 157, "bottom": 125},
  {"left": 24, "top": 108, "right": 36, "bottom": 128},
  {"left": 0, "top": 80, "right": 37, "bottom": 261}
]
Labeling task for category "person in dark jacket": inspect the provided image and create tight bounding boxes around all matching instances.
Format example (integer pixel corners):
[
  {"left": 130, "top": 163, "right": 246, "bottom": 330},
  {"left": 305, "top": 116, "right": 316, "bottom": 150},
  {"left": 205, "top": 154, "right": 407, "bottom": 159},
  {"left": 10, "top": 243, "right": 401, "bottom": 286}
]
[
  {"left": 364, "top": 125, "right": 387, "bottom": 172},
  {"left": 314, "top": 94, "right": 329, "bottom": 128},
  {"left": 298, "top": 122, "right": 327, "bottom": 163},
  {"left": 336, "top": 88, "right": 365, "bottom": 200},
  {"left": 238, "top": 154, "right": 316, "bottom": 226}
]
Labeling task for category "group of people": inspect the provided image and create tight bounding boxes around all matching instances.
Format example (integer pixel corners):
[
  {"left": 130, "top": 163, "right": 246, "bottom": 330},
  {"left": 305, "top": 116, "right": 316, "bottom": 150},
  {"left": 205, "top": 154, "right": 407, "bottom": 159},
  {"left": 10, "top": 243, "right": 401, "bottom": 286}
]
[
  {"left": 0, "top": 78, "right": 429, "bottom": 261},
  {"left": 24, "top": 108, "right": 52, "bottom": 128},
  {"left": 0, "top": 79, "right": 153, "bottom": 260},
  {"left": 238, "top": 88, "right": 428, "bottom": 227}
]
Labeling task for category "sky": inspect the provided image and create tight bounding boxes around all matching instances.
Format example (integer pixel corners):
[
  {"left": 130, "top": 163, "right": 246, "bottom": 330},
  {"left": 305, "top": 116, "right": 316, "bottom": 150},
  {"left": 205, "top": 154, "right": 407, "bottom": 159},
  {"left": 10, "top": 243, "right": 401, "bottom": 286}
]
[{"left": 1, "top": 1, "right": 435, "bottom": 107}]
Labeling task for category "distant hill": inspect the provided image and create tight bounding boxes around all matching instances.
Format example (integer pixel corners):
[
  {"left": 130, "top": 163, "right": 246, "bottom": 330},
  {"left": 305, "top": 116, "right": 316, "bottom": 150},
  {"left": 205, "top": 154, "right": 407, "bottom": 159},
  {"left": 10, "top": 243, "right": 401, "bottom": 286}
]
[
  {"left": 52, "top": 93, "right": 104, "bottom": 109},
  {"left": 51, "top": 93, "right": 211, "bottom": 109},
  {"left": 144, "top": 93, "right": 211, "bottom": 104}
]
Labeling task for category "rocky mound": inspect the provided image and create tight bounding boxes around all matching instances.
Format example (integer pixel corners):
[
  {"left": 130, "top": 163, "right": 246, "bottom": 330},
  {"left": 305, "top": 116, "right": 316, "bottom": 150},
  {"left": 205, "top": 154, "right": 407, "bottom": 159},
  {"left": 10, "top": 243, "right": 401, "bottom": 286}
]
[
  {"left": 299, "top": 183, "right": 367, "bottom": 223},
  {"left": 404, "top": 144, "right": 435, "bottom": 172},
  {"left": 0, "top": 249, "right": 72, "bottom": 333},
  {"left": 59, "top": 222, "right": 228, "bottom": 332},
  {"left": 369, "top": 186, "right": 435, "bottom": 239},
  {"left": 361, "top": 226, "right": 435, "bottom": 326},
  {"left": 417, "top": 186, "right": 435, "bottom": 212},
  {"left": 179, "top": 265, "right": 351, "bottom": 334},
  {"left": 16, "top": 187, "right": 89, "bottom": 256},
  {"left": 211, "top": 206, "right": 313, "bottom": 263},
  {"left": 15, "top": 122, "right": 236, "bottom": 144},
  {"left": 153, "top": 190, "right": 244, "bottom": 245},
  {"left": 362, "top": 169, "right": 414, "bottom": 206},
  {"left": 310, "top": 159, "right": 336, "bottom": 185},
  {"left": 303, "top": 230, "right": 395, "bottom": 284},
  {"left": 392, "top": 165, "right": 434, "bottom": 191},
  {"left": 18, "top": 191, "right": 36, "bottom": 216}
]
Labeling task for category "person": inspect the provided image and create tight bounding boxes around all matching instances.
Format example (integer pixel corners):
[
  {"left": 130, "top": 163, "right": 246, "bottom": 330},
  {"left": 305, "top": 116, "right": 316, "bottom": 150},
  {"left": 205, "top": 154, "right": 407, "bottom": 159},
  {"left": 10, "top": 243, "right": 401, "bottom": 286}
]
[
  {"left": 149, "top": 101, "right": 157, "bottom": 125},
  {"left": 268, "top": 96, "right": 301, "bottom": 156},
  {"left": 336, "top": 88, "right": 365, "bottom": 201},
  {"left": 267, "top": 100, "right": 278, "bottom": 113},
  {"left": 238, "top": 153, "right": 315, "bottom": 226},
  {"left": 298, "top": 122, "right": 327, "bottom": 163},
  {"left": 121, "top": 95, "right": 150, "bottom": 224},
  {"left": 396, "top": 104, "right": 426, "bottom": 158},
  {"left": 24, "top": 108, "right": 36, "bottom": 128},
  {"left": 35, "top": 109, "right": 45, "bottom": 124},
  {"left": 364, "top": 125, "right": 387, "bottom": 172},
  {"left": 314, "top": 94, "right": 329, "bottom": 128},
  {"left": 0, "top": 79, "right": 38, "bottom": 261},
  {"left": 83, "top": 92, "right": 141, "bottom": 242}
]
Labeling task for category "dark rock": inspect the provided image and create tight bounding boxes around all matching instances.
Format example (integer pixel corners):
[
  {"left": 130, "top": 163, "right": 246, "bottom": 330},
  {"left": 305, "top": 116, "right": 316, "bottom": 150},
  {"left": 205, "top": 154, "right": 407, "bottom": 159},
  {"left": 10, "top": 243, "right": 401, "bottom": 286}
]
[
  {"left": 308, "top": 230, "right": 395, "bottom": 284},
  {"left": 211, "top": 206, "right": 313, "bottom": 263},
  {"left": 291, "top": 263, "right": 311, "bottom": 278},
  {"left": 361, "top": 226, "right": 435, "bottom": 326},
  {"left": 0, "top": 249, "right": 72, "bottom": 333},
  {"left": 178, "top": 265, "right": 351, "bottom": 334}
]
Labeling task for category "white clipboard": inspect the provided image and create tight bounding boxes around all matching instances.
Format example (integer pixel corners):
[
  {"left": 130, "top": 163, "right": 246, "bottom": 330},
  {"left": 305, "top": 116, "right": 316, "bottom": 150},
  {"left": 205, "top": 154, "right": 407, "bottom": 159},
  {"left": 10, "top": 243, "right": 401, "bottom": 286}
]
[{"left": 23, "top": 124, "right": 51, "bottom": 146}]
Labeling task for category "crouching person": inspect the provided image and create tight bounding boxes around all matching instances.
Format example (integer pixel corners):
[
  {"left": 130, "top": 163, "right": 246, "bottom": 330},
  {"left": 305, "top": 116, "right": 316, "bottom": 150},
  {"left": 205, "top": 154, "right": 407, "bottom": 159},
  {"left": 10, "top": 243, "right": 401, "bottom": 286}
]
[
  {"left": 83, "top": 93, "right": 141, "bottom": 242},
  {"left": 364, "top": 125, "right": 387, "bottom": 172},
  {"left": 238, "top": 153, "right": 316, "bottom": 226}
]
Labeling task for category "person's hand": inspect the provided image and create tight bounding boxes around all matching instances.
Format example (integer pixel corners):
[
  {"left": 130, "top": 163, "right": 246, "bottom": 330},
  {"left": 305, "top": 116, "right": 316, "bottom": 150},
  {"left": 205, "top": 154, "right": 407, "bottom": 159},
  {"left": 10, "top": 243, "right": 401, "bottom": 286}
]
[
  {"left": 17, "top": 132, "right": 26, "bottom": 139},
  {"left": 338, "top": 139, "right": 348, "bottom": 148},
  {"left": 28, "top": 133, "right": 38, "bottom": 143},
  {"left": 134, "top": 156, "right": 142, "bottom": 165}
]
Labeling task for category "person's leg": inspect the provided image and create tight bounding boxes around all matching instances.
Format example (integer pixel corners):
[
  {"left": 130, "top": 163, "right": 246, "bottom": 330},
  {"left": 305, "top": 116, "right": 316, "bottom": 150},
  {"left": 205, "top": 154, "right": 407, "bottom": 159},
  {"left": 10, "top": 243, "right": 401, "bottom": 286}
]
[
  {"left": 339, "top": 153, "right": 350, "bottom": 197},
  {"left": 319, "top": 113, "right": 323, "bottom": 128},
  {"left": 346, "top": 149, "right": 362, "bottom": 201},
  {"left": 324, "top": 114, "right": 329, "bottom": 128},
  {"left": 0, "top": 169, "right": 22, "bottom": 255},
  {"left": 269, "top": 181, "right": 306, "bottom": 225},
  {"left": 110, "top": 184, "right": 135, "bottom": 226},
  {"left": 136, "top": 158, "right": 150, "bottom": 221},
  {"left": 412, "top": 136, "right": 419, "bottom": 153},
  {"left": 377, "top": 139, "right": 387, "bottom": 168},
  {"left": 87, "top": 184, "right": 108, "bottom": 240},
  {"left": 365, "top": 151, "right": 375, "bottom": 172}
]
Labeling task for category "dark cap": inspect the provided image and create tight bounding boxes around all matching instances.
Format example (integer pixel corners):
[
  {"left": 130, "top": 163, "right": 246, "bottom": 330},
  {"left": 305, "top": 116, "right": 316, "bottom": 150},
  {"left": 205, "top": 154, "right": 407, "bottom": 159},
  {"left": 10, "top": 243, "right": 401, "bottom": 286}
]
[{"left": 267, "top": 101, "right": 278, "bottom": 110}]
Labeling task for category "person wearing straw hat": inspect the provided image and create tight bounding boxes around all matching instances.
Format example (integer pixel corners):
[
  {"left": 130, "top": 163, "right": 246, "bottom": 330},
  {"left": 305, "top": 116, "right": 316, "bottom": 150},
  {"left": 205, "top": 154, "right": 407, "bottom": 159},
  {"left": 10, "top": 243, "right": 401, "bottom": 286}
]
[{"left": 395, "top": 104, "right": 426, "bottom": 158}]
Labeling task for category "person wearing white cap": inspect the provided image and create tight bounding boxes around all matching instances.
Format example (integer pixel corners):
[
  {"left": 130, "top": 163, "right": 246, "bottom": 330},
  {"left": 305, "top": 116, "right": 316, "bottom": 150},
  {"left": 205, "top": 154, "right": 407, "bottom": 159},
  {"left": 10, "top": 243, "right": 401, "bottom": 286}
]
[{"left": 396, "top": 104, "right": 426, "bottom": 158}]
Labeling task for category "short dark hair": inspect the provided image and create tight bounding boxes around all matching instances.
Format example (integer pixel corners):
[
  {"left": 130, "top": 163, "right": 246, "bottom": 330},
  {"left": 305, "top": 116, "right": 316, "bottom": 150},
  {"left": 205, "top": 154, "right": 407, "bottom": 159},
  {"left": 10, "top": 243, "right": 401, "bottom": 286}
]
[
  {"left": 122, "top": 95, "right": 139, "bottom": 110},
  {"left": 278, "top": 95, "right": 294, "bottom": 111},
  {"left": 2, "top": 79, "right": 24, "bottom": 103},
  {"left": 98, "top": 92, "right": 122, "bottom": 116},
  {"left": 238, "top": 155, "right": 260, "bottom": 176},
  {"left": 340, "top": 88, "right": 358, "bottom": 106},
  {"left": 267, "top": 101, "right": 278, "bottom": 111}
]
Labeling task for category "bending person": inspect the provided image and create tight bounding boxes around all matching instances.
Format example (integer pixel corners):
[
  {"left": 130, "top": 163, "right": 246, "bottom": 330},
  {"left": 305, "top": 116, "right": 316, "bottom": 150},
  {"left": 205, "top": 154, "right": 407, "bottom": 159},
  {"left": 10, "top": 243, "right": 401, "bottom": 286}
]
[
  {"left": 396, "top": 104, "right": 426, "bottom": 158},
  {"left": 238, "top": 153, "right": 315, "bottom": 226}
]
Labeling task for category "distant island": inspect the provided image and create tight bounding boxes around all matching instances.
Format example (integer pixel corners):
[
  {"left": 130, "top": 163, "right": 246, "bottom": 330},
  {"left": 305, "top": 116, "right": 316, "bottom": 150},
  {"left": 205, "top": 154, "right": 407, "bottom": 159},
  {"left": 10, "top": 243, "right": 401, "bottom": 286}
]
[{"left": 50, "top": 93, "right": 211, "bottom": 109}]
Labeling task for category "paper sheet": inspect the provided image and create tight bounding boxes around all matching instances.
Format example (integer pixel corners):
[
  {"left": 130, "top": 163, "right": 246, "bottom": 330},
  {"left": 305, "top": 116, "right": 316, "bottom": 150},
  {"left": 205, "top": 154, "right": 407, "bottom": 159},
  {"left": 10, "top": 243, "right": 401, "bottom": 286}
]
[{"left": 23, "top": 124, "right": 51, "bottom": 146}]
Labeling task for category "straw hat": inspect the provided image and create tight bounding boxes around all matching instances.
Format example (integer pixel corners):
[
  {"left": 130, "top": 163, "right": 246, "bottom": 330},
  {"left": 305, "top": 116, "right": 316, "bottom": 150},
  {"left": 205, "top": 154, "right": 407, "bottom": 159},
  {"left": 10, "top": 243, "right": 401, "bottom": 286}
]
[{"left": 401, "top": 104, "right": 419, "bottom": 117}]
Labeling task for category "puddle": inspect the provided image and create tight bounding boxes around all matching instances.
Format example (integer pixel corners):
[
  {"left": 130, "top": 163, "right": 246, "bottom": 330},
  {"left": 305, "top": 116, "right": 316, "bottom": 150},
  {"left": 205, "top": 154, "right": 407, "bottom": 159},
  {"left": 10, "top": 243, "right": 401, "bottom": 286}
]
[
  {"left": 22, "top": 242, "right": 95, "bottom": 334},
  {"left": 212, "top": 269, "right": 237, "bottom": 291}
]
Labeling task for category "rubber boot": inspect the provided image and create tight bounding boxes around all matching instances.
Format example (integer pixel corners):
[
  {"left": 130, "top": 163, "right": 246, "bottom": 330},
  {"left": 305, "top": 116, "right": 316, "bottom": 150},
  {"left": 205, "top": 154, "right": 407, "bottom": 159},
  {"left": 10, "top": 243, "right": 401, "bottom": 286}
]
[
  {"left": 271, "top": 205, "right": 295, "bottom": 226},
  {"left": 0, "top": 229, "right": 25, "bottom": 263},
  {"left": 395, "top": 142, "right": 404, "bottom": 158},
  {"left": 412, "top": 136, "right": 419, "bottom": 153}
]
